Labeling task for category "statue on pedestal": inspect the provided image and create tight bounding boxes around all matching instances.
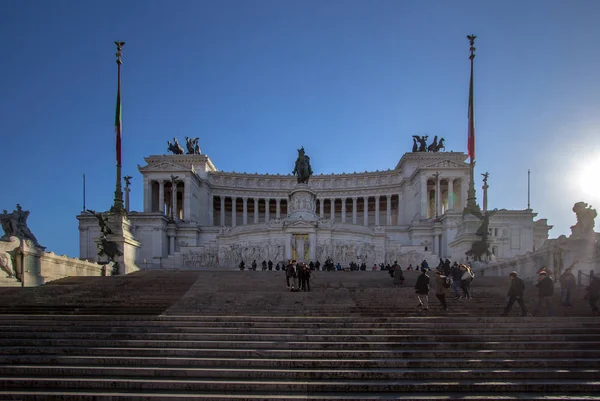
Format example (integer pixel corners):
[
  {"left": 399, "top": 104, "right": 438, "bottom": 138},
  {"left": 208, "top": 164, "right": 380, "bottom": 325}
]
[
  {"left": 292, "top": 146, "right": 313, "bottom": 184},
  {"left": 570, "top": 202, "right": 597, "bottom": 239},
  {"left": 87, "top": 210, "right": 123, "bottom": 267},
  {"left": 0, "top": 204, "right": 41, "bottom": 247},
  {"left": 465, "top": 208, "right": 498, "bottom": 261}
]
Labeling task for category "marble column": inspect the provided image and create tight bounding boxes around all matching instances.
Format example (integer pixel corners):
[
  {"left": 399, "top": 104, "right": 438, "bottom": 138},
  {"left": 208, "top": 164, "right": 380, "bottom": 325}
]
[
  {"left": 242, "top": 197, "right": 248, "bottom": 225},
  {"left": 386, "top": 195, "right": 391, "bottom": 226},
  {"left": 435, "top": 178, "right": 441, "bottom": 218},
  {"left": 398, "top": 191, "right": 404, "bottom": 225},
  {"left": 183, "top": 178, "right": 191, "bottom": 221},
  {"left": 433, "top": 235, "right": 438, "bottom": 256},
  {"left": 309, "top": 233, "right": 316, "bottom": 261},
  {"left": 363, "top": 196, "right": 369, "bottom": 226},
  {"left": 171, "top": 181, "right": 178, "bottom": 220},
  {"left": 352, "top": 197, "right": 357, "bottom": 225},
  {"left": 169, "top": 235, "right": 176, "bottom": 255},
  {"left": 341, "top": 198, "right": 346, "bottom": 223},
  {"left": 253, "top": 198, "right": 259, "bottom": 224},
  {"left": 276, "top": 198, "right": 281, "bottom": 219},
  {"left": 124, "top": 186, "right": 131, "bottom": 213},
  {"left": 448, "top": 178, "right": 454, "bottom": 211},
  {"left": 285, "top": 233, "right": 293, "bottom": 260},
  {"left": 208, "top": 194, "right": 214, "bottom": 226},
  {"left": 420, "top": 175, "right": 428, "bottom": 219},
  {"left": 158, "top": 181, "right": 165, "bottom": 214},
  {"left": 231, "top": 197, "right": 237, "bottom": 227},
  {"left": 330, "top": 198, "right": 335, "bottom": 222},
  {"left": 375, "top": 195, "right": 380, "bottom": 226},
  {"left": 143, "top": 177, "right": 150, "bottom": 212},
  {"left": 320, "top": 198, "right": 325, "bottom": 218},
  {"left": 265, "top": 198, "right": 270, "bottom": 223},
  {"left": 220, "top": 197, "right": 225, "bottom": 226}
]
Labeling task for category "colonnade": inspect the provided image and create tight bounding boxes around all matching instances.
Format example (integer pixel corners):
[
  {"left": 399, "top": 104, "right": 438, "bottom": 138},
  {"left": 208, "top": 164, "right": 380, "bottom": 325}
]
[{"left": 211, "top": 194, "right": 404, "bottom": 227}]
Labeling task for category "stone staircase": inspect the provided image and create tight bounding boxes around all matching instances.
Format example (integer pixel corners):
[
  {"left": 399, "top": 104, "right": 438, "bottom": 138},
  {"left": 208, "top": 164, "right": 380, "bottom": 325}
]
[{"left": 0, "top": 270, "right": 598, "bottom": 400}]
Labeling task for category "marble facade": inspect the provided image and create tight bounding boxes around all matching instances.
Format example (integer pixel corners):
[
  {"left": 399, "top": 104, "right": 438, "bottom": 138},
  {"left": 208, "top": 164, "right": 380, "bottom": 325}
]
[{"left": 77, "top": 150, "right": 551, "bottom": 269}]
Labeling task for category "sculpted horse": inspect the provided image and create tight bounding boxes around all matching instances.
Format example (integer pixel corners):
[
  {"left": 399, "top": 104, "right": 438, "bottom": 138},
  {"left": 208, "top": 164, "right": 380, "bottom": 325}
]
[
  {"left": 427, "top": 136, "right": 438, "bottom": 152},
  {"left": 292, "top": 147, "right": 313, "bottom": 184},
  {"left": 167, "top": 138, "right": 184, "bottom": 155}
]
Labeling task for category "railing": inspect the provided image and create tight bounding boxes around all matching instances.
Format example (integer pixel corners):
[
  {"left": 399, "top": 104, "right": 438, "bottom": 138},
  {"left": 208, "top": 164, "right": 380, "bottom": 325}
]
[{"left": 578, "top": 269, "right": 596, "bottom": 287}]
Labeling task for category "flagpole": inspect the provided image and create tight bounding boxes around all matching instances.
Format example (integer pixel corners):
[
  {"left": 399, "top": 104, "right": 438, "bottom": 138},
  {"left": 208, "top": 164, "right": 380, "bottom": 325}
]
[
  {"left": 464, "top": 34, "right": 479, "bottom": 215},
  {"left": 112, "top": 41, "right": 125, "bottom": 213},
  {"left": 83, "top": 173, "right": 86, "bottom": 211},
  {"left": 527, "top": 169, "right": 531, "bottom": 210}
]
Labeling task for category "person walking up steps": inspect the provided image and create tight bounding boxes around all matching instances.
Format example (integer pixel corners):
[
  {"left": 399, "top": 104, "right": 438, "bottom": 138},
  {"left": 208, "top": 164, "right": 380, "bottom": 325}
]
[
  {"left": 502, "top": 271, "right": 528, "bottom": 317},
  {"left": 434, "top": 270, "right": 448, "bottom": 311},
  {"left": 415, "top": 268, "right": 430, "bottom": 311}
]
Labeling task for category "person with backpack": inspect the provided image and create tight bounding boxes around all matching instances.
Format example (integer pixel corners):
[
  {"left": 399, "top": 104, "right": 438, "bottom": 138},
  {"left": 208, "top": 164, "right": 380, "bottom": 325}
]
[
  {"left": 434, "top": 270, "right": 449, "bottom": 311},
  {"left": 460, "top": 264, "right": 474, "bottom": 300},
  {"left": 502, "top": 271, "right": 527, "bottom": 316},
  {"left": 415, "top": 268, "right": 430, "bottom": 311}
]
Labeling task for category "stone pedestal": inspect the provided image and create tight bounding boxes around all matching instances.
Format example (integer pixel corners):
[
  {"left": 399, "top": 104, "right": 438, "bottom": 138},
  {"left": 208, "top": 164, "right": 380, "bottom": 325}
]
[
  {"left": 105, "top": 213, "right": 141, "bottom": 275},
  {"left": 448, "top": 214, "right": 487, "bottom": 263},
  {"left": 287, "top": 184, "right": 318, "bottom": 222},
  {"left": 0, "top": 237, "right": 46, "bottom": 287},
  {"left": 0, "top": 236, "right": 23, "bottom": 287}
]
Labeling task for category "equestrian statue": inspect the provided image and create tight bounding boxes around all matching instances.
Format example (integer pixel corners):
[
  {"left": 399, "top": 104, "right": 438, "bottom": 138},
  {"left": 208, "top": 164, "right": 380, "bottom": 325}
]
[{"left": 292, "top": 146, "right": 313, "bottom": 184}]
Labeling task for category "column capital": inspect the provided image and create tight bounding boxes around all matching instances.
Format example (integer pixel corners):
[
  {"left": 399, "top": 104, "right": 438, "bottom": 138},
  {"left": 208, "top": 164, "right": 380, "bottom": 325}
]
[{"left": 375, "top": 195, "right": 380, "bottom": 200}]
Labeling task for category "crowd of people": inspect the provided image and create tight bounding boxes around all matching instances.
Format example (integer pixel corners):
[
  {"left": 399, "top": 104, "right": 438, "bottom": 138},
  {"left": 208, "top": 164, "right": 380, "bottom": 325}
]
[{"left": 238, "top": 257, "right": 600, "bottom": 315}]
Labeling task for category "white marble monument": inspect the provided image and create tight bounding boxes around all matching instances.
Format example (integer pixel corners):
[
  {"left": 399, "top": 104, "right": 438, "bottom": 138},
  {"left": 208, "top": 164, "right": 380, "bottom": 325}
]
[{"left": 76, "top": 145, "right": 551, "bottom": 269}]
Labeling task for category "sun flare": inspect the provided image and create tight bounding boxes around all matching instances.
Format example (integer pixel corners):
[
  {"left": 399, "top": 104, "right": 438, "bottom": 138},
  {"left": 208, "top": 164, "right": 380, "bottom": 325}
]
[{"left": 578, "top": 157, "right": 600, "bottom": 198}]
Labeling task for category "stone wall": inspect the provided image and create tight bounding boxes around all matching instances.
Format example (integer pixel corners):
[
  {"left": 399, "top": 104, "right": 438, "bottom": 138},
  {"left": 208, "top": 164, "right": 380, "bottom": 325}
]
[{"left": 39, "top": 251, "right": 104, "bottom": 283}]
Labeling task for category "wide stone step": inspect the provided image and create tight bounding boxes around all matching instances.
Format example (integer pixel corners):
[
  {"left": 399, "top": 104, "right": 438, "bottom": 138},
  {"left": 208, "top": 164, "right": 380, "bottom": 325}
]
[
  {"left": 3, "top": 324, "right": 600, "bottom": 336},
  {"left": 0, "top": 316, "right": 598, "bottom": 329},
  {"left": 4, "top": 338, "right": 598, "bottom": 350},
  {"left": 0, "top": 390, "right": 597, "bottom": 401},
  {"left": 3, "top": 331, "right": 599, "bottom": 342},
  {"left": 4, "top": 346, "right": 599, "bottom": 359},
  {"left": 2, "top": 377, "right": 599, "bottom": 392},
  {"left": 1, "top": 365, "right": 598, "bottom": 380},
  {"left": 3, "top": 355, "right": 599, "bottom": 369}
]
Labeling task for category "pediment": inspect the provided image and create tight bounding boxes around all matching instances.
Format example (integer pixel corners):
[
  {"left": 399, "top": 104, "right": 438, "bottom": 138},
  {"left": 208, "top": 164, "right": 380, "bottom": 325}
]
[
  {"left": 138, "top": 161, "right": 188, "bottom": 172},
  {"left": 424, "top": 159, "right": 468, "bottom": 169}
]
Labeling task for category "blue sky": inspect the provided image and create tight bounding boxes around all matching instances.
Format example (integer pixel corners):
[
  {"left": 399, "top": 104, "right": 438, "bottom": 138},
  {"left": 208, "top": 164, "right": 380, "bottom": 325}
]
[{"left": 1, "top": 0, "right": 599, "bottom": 257}]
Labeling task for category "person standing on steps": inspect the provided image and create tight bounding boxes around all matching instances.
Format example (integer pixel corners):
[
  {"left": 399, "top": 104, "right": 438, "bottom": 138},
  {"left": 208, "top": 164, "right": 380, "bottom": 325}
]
[
  {"left": 434, "top": 270, "right": 448, "bottom": 311},
  {"left": 534, "top": 271, "right": 555, "bottom": 316},
  {"left": 415, "top": 268, "right": 430, "bottom": 311},
  {"left": 502, "top": 271, "right": 527, "bottom": 316},
  {"left": 393, "top": 265, "right": 405, "bottom": 287},
  {"left": 586, "top": 274, "right": 600, "bottom": 315},
  {"left": 450, "top": 263, "right": 463, "bottom": 300},
  {"left": 460, "top": 264, "right": 474, "bottom": 300},
  {"left": 559, "top": 261, "right": 577, "bottom": 306}
]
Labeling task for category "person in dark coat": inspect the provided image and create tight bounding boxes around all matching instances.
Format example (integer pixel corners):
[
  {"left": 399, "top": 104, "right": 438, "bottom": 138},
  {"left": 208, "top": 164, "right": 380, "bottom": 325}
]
[
  {"left": 502, "top": 271, "right": 527, "bottom": 316},
  {"left": 415, "top": 268, "right": 430, "bottom": 311},
  {"left": 534, "top": 271, "right": 554, "bottom": 316},
  {"left": 587, "top": 274, "right": 600, "bottom": 314}
]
